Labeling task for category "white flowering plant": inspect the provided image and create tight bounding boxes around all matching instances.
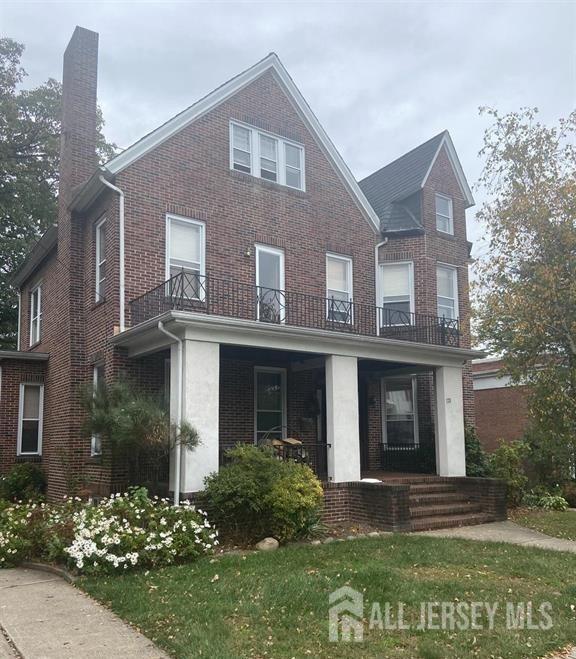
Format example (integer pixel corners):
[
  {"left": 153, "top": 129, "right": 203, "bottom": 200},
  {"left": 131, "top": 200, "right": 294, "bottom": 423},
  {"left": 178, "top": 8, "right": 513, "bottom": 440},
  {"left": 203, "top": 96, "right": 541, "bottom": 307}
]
[{"left": 0, "top": 488, "right": 218, "bottom": 575}]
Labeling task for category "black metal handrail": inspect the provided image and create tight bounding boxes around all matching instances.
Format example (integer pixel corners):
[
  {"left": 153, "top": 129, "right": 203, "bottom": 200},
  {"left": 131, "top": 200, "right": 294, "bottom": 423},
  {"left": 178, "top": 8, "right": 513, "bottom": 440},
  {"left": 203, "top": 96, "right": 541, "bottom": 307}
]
[{"left": 129, "top": 271, "right": 460, "bottom": 347}]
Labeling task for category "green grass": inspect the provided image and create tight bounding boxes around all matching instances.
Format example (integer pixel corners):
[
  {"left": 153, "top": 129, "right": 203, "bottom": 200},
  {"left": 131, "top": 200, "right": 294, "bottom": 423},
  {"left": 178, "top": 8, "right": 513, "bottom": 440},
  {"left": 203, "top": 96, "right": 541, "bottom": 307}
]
[
  {"left": 511, "top": 508, "right": 576, "bottom": 541},
  {"left": 79, "top": 535, "right": 576, "bottom": 659}
]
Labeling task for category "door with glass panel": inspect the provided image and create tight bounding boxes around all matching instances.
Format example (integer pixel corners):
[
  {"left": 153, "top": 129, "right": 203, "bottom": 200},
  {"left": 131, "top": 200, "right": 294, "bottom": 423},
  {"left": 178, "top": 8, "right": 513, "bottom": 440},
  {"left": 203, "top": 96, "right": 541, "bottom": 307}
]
[
  {"left": 255, "top": 245, "right": 285, "bottom": 323},
  {"left": 166, "top": 215, "right": 205, "bottom": 301},
  {"left": 379, "top": 262, "right": 414, "bottom": 329},
  {"left": 254, "top": 368, "right": 287, "bottom": 444},
  {"left": 382, "top": 378, "right": 418, "bottom": 447}
]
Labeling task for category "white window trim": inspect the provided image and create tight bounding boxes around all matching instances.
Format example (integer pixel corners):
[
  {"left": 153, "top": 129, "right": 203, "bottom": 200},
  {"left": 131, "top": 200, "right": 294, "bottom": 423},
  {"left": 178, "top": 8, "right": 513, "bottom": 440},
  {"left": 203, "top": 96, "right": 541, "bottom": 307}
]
[
  {"left": 29, "top": 283, "right": 42, "bottom": 346},
  {"left": 326, "top": 253, "right": 353, "bottom": 324},
  {"left": 91, "top": 365, "right": 103, "bottom": 456},
  {"left": 165, "top": 214, "right": 206, "bottom": 299},
  {"left": 229, "top": 121, "right": 306, "bottom": 191},
  {"left": 436, "top": 263, "right": 459, "bottom": 320},
  {"left": 253, "top": 366, "right": 287, "bottom": 444},
  {"left": 17, "top": 383, "right": 44, "bottom": 456},
  {"left": 377, "top": 261, "right": 415, "bottom": 328},
  {"left": 435, "top": 193, "right": 454, "bottom": 235},
  {"left": 380, "top": 376, "right": 419, "bottom": 447},
  {"left": 95, "top": 217, "right": 107, "bottom": 302},
  {"left": 255, "top": 244, "right": 285, "bottom": 323}
]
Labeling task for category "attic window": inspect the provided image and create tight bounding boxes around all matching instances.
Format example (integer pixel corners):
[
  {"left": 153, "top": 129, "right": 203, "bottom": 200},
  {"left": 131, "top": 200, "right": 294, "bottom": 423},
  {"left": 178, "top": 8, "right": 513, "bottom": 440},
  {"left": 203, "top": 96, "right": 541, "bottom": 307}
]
[
  {"left": 230, "top": 122, "right": 305, "bottom": 190},
  {"left": 435, "top": 194, "right": 453, "bottom": 235}
]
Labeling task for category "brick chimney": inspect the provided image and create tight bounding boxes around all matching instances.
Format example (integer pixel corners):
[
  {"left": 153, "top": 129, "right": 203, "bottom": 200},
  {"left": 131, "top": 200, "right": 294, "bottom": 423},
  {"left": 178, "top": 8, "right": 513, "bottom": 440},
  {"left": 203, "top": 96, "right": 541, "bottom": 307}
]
[{"left": 59, "top": 26, "right": 99, "bottom": 202}]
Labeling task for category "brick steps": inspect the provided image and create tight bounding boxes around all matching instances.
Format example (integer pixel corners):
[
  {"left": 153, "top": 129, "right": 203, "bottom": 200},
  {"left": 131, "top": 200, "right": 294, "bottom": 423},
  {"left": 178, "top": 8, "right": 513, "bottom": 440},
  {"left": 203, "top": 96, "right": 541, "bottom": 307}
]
[
  {"left": 410, "top": 502, "right": 483, "bottom": 518},
  {"left": 410, "top": 491, "right": 470, "bottom": 506},
  {"left": 411, "top": 512, "right": 494, "bottom": 531}
]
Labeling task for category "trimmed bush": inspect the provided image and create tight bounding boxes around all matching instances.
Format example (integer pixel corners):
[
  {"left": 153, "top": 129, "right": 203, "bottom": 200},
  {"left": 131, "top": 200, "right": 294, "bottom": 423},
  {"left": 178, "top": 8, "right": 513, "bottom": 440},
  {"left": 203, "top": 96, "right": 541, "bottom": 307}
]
[
  {"left": 202, "top": 445, "right": 324, "bottom": 544},
  {"left": 489, "top": 440, "right": 529, "bottom": 507},
  {"left": 0, "top": 463, "right": 46, "bottom": 502},
  {"left": 0, "top": 488, "right": 218, "bottom": 574}
]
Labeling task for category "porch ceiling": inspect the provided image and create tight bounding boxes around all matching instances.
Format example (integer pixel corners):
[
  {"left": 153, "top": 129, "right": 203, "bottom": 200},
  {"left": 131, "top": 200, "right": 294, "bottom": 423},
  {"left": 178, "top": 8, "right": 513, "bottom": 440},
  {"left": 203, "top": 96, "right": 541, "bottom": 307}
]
[{"left": 112, "top": 310, "right": 484, "bottom": 367}]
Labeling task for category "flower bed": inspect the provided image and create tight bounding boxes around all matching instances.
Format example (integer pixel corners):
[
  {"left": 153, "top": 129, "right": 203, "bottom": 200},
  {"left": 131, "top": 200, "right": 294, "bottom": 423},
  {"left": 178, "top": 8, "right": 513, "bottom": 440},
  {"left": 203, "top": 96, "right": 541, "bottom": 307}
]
[{"left": 0, "top": 487, "right": 218, "bottom": 574}]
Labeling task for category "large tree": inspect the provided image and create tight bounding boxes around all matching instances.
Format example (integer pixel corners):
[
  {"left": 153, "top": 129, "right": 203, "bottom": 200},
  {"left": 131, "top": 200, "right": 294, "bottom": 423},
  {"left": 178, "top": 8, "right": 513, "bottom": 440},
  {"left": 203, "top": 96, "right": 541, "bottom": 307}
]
[
  {"left": 0, "top": 38, "right": 116, "bottom": 349},
  {"left": 475, "top": 107, "right": 576, "bottom": 480}
]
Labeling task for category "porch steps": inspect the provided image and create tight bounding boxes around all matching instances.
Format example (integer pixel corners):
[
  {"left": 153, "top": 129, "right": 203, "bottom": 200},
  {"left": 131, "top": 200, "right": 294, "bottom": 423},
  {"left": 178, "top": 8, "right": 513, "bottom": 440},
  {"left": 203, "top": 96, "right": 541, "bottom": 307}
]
[{"left": 406, "top": 479, "right": 497, "bottom": 531}]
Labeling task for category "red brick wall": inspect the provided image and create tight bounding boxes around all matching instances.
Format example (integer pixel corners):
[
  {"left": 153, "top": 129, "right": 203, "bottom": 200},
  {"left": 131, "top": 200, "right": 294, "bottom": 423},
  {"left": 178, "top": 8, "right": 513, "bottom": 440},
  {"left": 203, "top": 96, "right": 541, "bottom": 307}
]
[
  {"left": 0, "top": 360, "right": 46, "bottom": 475},
  {"left": 474, "top": 385, "right": 529, "bottom": 452}
]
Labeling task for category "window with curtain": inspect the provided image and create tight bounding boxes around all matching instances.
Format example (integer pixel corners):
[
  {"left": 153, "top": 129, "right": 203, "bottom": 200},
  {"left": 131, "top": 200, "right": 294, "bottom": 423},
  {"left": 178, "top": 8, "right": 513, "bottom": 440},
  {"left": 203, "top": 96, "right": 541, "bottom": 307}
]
[
  {"left": 380, "top": 262, "right": 413, "bottom": 326},
  {"left": 166, "top": 215, "right": 205, "bottom": 299},
  {"left": 18, "top": 384, "right": 43, "bottom": 455},
  {"left": 326, "top": 254, "right": 353, "bottom": 323}
]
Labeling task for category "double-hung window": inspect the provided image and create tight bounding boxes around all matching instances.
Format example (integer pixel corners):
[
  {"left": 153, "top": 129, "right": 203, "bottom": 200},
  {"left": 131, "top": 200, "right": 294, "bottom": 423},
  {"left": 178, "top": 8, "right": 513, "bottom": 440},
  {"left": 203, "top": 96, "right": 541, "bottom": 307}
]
[
  {"left": 91, "top": 364, "right": 104, "bottom": 456},
  {"left": 435, "top": 194, "right": 454, "bottom": 235},
  {"left": 254, "top": 367, "right": 286, "bottom": 444},
  {"left": 166, "top": 215, "right": 206, "bottom": 300},
  {"left": 326, "top": 254, "right": 353, "bottom": 323},
  {"left": 230, "top": 122, "right": 305, "bottom": 190},
  {"left": 437, "top": 264, "right": 458, "bottom": 320},
  {"left": 379, "top": 262, "right": 414, "bottom": 326},
  {"left": 29, "top": 284, "right": 42, "bottom": 346},
  {"left": 18, "top": 383, "right": 43, "bottom": 455},
  {"left": 381, "top": 377, "right": 418, "bottom": 446},
  {"left": 95, "top": 218, "right": 106, "bottom": 302}
]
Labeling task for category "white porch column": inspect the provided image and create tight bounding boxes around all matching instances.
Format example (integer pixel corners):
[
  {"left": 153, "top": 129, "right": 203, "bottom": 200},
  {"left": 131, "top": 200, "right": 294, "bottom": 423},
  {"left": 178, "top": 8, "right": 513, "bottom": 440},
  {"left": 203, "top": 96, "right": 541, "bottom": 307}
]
[
  {"left": 325, "top": 355, "right": 361, "bottom": 482},
  {"left": 170, "top": 339, "right": 220, "bottom": 494},
  {"left": 434, "top": 365, "right": 466, "bottom": 477}
]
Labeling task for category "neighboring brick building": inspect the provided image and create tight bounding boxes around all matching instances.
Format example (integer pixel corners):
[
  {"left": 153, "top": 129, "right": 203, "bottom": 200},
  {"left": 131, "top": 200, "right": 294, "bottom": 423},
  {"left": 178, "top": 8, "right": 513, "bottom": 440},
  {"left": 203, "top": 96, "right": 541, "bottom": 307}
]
[
  {"left": 472, "top": 358, "right": 530, "bottom": 452},
  {"left": 1, "top": 27, "right": 491, "bottom": 520}
]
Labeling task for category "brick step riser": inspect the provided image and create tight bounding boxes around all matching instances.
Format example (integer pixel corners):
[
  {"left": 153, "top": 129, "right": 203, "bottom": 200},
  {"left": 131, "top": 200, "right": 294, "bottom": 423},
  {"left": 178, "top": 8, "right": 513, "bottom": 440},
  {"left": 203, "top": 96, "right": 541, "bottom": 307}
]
[
  {"left": 409, "top": 494, "right": 471, "bottom": 506},
  {"left": 409, "top": 484, "right": 460, "bottom": 494},
  {"left": 410, "top": 514, "right": 495, "bottom": 532},
  {"left": 410, "top": 503, "right": 483, "bottom": 519}
]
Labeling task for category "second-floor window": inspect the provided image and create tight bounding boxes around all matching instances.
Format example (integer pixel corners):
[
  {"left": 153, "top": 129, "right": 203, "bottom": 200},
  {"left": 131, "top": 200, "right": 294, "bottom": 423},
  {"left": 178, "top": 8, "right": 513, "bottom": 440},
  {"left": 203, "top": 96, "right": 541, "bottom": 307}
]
[
  {"left": 326, "top": 253, "right": 353, "bottom": 323},
  {"left": 166, "top": 214, "right": 206, "bottom": 299},
  {"left": 435, "top": 194, "right": 453, "bottom": 234},
  {"left": 95, "top": 218, "right": 106, "bottom": 302},
  {"left": 437, "top": 264, "right": 459, "bottom": 320},
  {"left": 379, "top": 262, "right": 414, "bottom": 326},
  {"left": 30, "top": 284, "right": 42, "bottom": 345},
  {"left": 230, "top": 122, "right": 305, "bottom": 190}
]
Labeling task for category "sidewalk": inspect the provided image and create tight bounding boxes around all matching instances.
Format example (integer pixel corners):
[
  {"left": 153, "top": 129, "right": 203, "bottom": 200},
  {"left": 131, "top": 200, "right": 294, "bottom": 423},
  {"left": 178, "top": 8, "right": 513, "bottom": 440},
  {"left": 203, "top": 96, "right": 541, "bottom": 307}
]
[
  {"left": 417, "top": 520, "right": 576, "bottom": 553},
  {"left": 0, "top": 568, "right": 168, "bottom": 658}
]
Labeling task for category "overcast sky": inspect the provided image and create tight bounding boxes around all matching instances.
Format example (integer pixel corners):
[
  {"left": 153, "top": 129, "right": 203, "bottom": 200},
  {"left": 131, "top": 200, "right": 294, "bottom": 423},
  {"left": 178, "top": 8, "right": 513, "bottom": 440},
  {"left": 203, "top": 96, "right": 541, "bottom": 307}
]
[{"left": 2, "top": 1, "right": 575, "bottom": 257}]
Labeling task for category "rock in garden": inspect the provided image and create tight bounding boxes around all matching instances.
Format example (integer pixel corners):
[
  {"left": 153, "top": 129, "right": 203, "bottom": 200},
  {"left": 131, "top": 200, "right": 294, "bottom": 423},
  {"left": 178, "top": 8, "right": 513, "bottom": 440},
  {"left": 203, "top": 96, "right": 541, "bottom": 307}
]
[{"left": 255, "top": 537, "right": 279, "bottom": 551}]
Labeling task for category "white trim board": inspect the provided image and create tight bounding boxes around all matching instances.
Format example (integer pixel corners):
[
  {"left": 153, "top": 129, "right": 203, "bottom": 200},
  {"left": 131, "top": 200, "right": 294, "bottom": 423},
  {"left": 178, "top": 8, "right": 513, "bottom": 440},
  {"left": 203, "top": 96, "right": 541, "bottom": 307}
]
[{"left": 103, "top": 53, "right": 380, "bottom": 233}]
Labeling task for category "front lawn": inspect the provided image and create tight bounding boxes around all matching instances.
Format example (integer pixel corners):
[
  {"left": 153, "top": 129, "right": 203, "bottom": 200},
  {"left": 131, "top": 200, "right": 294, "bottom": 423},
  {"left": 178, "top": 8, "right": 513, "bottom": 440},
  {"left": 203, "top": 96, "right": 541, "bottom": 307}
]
[
  {"left": 510, "top": 508, "right": 576, "bottom": 541},
  {"left": 80, "top": 535, "right": 576, "bottom": 658}
]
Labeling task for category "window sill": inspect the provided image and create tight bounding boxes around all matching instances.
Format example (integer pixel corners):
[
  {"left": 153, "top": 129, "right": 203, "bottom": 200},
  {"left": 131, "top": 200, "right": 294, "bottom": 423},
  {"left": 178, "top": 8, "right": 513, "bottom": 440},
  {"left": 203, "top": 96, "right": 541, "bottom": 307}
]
[
  {"left": 15, "top": 454, "right": 42, "bottom": 463},
  {"left": 230, "top": 169, "right": 308, "bottom": 198},
  {"left": 91, "top": 298, "right": 107, "bottom": 311},
  {"left": 436, "top": 230, "right": 456, "bottom": 241},
  {"left": 86, "top": 455, "right": 103, "bottom": 465},
  {"left": 28, "top": 340, "right": 42, "bottom": 350}
]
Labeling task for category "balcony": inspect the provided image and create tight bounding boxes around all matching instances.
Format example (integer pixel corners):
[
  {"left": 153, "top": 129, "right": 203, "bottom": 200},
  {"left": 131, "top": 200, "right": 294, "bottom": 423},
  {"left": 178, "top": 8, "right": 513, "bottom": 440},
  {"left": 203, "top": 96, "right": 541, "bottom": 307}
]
[{"left": 129, "top": 271, "right": 460, "bottom": 347}]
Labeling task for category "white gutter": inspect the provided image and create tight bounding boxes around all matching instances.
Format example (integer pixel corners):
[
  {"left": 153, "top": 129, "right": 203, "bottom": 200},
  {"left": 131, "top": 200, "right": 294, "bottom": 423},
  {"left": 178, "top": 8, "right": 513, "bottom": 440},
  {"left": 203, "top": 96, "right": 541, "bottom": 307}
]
[
  {"left": 374, "top": 237, "right": 388, "bottom": 334},
  {"left": 98, "top": 176, "right": 125, "bottom": 332},
  {"left": 16, "top": 291, "right": 21, "bottom": 349},
  {"left": 157, "top": 320, "right": 183, "bottom": 506}
]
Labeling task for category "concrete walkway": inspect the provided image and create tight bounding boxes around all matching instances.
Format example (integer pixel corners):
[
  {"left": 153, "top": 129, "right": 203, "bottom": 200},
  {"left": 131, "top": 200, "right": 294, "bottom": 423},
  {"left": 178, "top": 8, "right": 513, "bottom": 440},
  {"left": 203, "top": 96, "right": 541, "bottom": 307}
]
[
  {"left": 0, "top": 568, "right": 168, "bottom": 658},
  {"left": 417, "top": 520, "right": 576, "bottom": 553}
]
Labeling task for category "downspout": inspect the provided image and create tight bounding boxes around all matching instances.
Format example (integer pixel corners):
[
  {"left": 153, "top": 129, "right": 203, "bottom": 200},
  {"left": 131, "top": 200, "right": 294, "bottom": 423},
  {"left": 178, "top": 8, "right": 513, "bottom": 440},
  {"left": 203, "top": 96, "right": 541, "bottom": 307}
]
[
  {"left": 16, "top": 291, "right": 21, "bottom": 350},
  {"left": 158, "top": 320, "right": 183, "bottom": 506},
  {"left": 98, "top": 176, "right": 125, "bottom": 333},
  {"left": 374, "top": 237, "right": 388, "bottom": 334}
]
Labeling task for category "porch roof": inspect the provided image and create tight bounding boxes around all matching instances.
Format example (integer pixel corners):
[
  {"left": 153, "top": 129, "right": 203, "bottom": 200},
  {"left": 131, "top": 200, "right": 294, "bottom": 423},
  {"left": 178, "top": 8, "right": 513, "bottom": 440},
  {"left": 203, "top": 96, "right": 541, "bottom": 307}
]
[{"left": 111, "top": 310, "right": 484, "bottom": 367}]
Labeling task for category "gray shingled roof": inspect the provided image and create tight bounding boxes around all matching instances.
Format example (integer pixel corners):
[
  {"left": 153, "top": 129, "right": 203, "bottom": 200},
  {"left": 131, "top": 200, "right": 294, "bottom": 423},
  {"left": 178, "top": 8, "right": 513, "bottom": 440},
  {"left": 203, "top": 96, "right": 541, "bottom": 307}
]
[{"left": 358, "top": 131, "right": 447, "bottom": 232}]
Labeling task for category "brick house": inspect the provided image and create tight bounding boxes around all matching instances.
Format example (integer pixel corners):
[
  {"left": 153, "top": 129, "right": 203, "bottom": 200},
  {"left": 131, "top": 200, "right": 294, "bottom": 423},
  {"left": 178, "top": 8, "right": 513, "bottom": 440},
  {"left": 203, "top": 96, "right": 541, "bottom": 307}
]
[
  {"left": 472, "top": 358, "right": 530, "bottom": 452},
  {"left": 0, "top": 27, "right": 506, "bottom": 529}
]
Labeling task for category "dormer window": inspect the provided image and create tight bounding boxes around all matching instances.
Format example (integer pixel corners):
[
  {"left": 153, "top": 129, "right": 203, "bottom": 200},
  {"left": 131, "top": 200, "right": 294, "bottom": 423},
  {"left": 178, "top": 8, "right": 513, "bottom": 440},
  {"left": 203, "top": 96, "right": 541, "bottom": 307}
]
[
  {"left": 435, "top": 194, "right": 454, "bottom": 234},
  {"left": 230, "top": 122, "right": 305, "bottom": 190}
]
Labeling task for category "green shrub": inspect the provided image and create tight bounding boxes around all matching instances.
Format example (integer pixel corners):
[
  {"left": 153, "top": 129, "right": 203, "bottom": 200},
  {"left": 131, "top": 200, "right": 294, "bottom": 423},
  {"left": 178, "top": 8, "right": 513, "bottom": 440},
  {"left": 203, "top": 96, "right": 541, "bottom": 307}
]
[
  {"left": 465, "top": 425, "right": 490, "bottom": 477},
  {"left": 561, "top": 481, "right": 576, "bottom": 507},
  {"left": 488, "top": 440, "right": 529, "bottom": 507},
  {"left": 202, "top": 444, "right": 324, "bottom": 544},
  {"left": 522, "top": 489, "right": 569, "bottom": 510},
  {"left": 0, "top": 463, "right": 46, "bottom": 502}
]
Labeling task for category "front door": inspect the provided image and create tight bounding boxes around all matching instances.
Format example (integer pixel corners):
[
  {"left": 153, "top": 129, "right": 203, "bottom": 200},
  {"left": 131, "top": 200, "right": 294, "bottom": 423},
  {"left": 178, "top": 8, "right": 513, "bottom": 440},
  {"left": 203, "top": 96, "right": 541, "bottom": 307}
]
[{"left": 256, "top": 245, "right": 285, "bottom": 323}]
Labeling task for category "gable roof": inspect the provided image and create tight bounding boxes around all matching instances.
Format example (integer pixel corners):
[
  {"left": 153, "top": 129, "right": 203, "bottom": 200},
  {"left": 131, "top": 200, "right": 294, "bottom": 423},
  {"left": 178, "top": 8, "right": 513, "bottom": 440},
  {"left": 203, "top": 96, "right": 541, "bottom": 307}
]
[
  {"left": 358, "top": 131, "right": 474, "bottom": 232},
  {"left": 99, "top": 53, "right": 380, "bottom": 233}
]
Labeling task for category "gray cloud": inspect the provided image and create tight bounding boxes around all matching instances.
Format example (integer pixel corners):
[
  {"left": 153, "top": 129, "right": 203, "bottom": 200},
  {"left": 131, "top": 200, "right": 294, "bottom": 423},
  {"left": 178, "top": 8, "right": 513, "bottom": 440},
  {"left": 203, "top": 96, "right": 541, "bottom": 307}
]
[{"left": 2, "top": 0, "right": 575, "bottom": 255}]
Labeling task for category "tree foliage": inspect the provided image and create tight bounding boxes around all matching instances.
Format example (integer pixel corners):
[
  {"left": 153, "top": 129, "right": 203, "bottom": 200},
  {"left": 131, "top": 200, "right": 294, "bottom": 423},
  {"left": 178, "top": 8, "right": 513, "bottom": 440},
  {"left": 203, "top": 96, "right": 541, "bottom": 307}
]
[
  {"left": 474, "top": 107, "right": 576, "bottom": 479},
  {"left": 0, "top": 37, "right": 116, "bottom": 348}
]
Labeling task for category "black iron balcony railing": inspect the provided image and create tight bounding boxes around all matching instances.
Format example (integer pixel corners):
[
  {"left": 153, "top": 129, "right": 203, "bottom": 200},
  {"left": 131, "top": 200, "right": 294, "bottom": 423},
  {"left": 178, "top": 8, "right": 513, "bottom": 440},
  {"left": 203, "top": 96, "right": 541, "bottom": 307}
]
[{"left": 129, "top": 271, "right": 460, "bottom": 347}]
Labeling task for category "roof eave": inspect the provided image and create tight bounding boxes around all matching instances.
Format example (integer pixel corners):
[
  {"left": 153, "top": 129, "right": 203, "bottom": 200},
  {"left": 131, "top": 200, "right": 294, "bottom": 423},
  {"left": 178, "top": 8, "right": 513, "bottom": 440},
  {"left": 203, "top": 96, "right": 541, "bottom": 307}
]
[
  {"left": 10, "top": 226, "right": 58, "bottom": 289},
  {"left": 0, "top": 350, "right": 50, "bottom": 363},
  {"left": 422, "top": 132, "right": 475, "bottom": 207}
]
